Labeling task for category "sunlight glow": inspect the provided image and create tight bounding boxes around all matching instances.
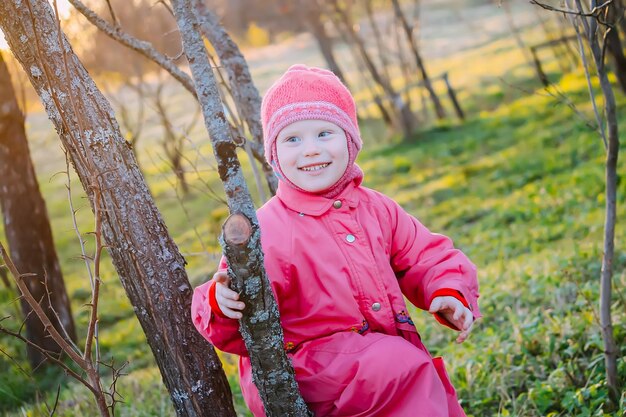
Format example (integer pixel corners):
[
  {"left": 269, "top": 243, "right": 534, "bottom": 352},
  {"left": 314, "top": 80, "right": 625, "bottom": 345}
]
[{"left": 0, "top": 0, "right": 71, "bottom": 50}]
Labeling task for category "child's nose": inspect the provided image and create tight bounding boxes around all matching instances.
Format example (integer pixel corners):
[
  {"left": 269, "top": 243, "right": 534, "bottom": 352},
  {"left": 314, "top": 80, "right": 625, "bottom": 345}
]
[{"left": 302, "top": 137, "right": 321, "bottom": 155}]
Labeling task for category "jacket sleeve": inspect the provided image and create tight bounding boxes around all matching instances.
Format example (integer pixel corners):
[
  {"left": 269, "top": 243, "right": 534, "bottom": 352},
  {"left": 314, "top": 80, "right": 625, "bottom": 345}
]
[
  {"left": 385, "top": 197, "right": 482, "bottom": 319},
  {"left": 190, "top": 256, "right": 248, "bottom": 356}
]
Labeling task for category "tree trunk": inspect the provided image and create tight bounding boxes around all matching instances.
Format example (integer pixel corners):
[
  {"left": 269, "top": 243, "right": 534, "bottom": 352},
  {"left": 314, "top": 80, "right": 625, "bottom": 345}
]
[
  {"left": 571, "top": 0, "right": 621, "bottom": 404},
  {"left": 298, "top": 1, "right": 349, "bottom": 85},
  {"left": 606, "top": 2, "right": 626, "bottom": 94},
  {"left": 329, "top": 0, "right": 417, "bottom": 137},
  {"left": 328, "top": 9, "right": 394, "bottom": 126},
  {"left": 169, "top": 1, "right": 311, "bottom": 415},
  {"left": 392, "top": 4, "right": 416, "bottom": 118},
  {"left": 391, "top": 0, "right": 446, "bottom": 120},
  {"left": 0, "top": 51, "right": 77, "bottom": 369},
  {"left": 364, "top": 0, "right": 394, "bottom": 102},
  {"left": 0, "top": 2, "right": 236, "bottom": 416},
  {"left": 584, "top": 9, "right": 621, "bottom": 407},
  {"left": 194, "top": 1, "right": 278, "bottom": 196}
]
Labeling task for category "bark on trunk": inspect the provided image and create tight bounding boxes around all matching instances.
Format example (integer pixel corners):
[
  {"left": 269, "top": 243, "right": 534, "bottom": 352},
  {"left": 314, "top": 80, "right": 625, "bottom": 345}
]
[
  {"left": 169, "top": 1, "right": 312, "bottom": 415},
  {"left": 194, "top": 2, "right": 278, "bottom": 196},
  {"left": 0, "top": 51, "right": 77, "bottom": 369},
  {"left": 0, "top": 2, "right": 236, "bottom": 416}
]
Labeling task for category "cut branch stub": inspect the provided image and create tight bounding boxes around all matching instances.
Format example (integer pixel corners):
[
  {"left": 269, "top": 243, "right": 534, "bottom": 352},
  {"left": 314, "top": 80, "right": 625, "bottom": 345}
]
[
  {"left": 223, "top": 213, "right": 252, "bottom": 246},
  {"left": 219, "top": 212, "right": 312, "bottom": 417}
]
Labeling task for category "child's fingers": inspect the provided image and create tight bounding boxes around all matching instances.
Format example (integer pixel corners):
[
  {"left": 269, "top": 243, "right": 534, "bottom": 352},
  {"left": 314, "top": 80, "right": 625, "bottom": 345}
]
[
  {"left": 216, "top": 283, "right": 240, "bottom": 301},
  {"left": 219, "top": 305, "right": 243, "bottom": 320},
  {"left": 216, "top": 284, "right": 244, "bottom": 306},
  {"left": 428, "top": 297, "right": 444, "bottom": 313},
  {"left": 456, "top": 320, "right": 474, "bottom": 344},
  {"left": 452, "top": 305, "right": 463, "bottom": 321},
  {"left": 462, "top": 309, "right": 474, "bottom": 330},
  {"left": 217, "top": 292, "right": 245, "bottom": 310},
  {"left": 213, "top": 271, "right": 230, "bottom": 284}
]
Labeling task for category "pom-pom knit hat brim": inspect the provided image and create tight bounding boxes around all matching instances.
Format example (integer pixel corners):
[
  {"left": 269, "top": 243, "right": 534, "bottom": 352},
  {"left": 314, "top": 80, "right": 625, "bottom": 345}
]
[{"left": 261, "top": 65, "right": 362, "bottom": 169}]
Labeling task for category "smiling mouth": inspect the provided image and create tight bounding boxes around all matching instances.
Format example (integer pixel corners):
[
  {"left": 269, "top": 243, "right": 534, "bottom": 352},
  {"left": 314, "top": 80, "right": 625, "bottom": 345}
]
[{"left": 299, "top": 163, "right": 330, "bottom": 172}]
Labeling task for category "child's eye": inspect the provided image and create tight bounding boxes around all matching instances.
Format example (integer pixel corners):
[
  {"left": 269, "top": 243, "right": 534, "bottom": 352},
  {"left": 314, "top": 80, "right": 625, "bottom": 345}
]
[
  {"left": 319, "top": 131, "right": 332, "bottom": 138},
  {"left": 284, "top": 136, "right": 300, "bottom": 143}
]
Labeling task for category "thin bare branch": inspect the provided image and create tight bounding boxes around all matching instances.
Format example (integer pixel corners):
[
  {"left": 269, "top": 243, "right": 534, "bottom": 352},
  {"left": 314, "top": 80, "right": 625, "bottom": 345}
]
[
  {"left": 67, "top": 0, "right": 197, "bottom": 98},
  {"left": 43, "top": 269, "right": 82, "bottom": 356},
  {"left": 44, "top": 384, "right": 62, "bottom": 417},
  {"left": 569, "top": 3, "right": 608, "bottom": 147},
  {"left": 0, "top": 323, "right": 92, "bottom": 389},
  {"left": 83, "top": 187, "right": 103, "bottom": 365},
  {"left": 64, "top": 150, "right": 96, "bottom": 290},
  {"left": 1, "top": 244, "right": 88, "bottom": 368},
  {"left": 530, "top": 0, "right": 613, "bottom": 18},
  {"left": 0, "top": 342, "right": 34, "bottom": 380}
]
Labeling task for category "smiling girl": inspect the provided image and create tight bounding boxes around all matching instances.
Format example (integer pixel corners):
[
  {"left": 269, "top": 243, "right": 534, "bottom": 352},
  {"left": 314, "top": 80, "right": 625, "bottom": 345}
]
[{"left": 191, "top": 65, "right": 481, "bottom": 417}]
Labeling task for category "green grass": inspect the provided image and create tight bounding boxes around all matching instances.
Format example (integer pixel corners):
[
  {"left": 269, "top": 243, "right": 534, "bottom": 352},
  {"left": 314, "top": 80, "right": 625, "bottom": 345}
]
[
  {"left": 361, "top": 70, "right": 626, "bottom": 416},
  {"left": 2, "top": 8, "right": 626, "bottom": 417}
]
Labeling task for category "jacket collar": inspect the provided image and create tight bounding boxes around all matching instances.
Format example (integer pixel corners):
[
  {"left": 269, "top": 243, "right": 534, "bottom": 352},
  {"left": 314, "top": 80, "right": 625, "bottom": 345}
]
[{"left": 276, "top": 176, "right": 362, "bottom": 216}]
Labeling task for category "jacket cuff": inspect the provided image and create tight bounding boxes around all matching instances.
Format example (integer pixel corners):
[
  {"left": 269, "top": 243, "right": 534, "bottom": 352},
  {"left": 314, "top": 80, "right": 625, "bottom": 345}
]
[
  {"left": 430, "top": 288, "right": 469, "bottom": 330},
  {"left": 208, "top": 280, "right": 228, "bottom": 319}
]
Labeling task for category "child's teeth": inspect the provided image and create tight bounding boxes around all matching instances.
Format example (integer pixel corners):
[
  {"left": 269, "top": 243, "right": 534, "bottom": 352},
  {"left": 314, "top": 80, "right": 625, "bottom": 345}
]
[{"left": 302, "top": 163, "right": 329, "bottom": 171}]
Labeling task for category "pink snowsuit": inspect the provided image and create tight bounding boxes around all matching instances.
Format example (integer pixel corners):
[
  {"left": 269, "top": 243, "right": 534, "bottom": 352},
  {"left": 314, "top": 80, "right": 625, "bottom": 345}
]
[{"left": 191, "top": 177, "right": 481, "bottom": 417}]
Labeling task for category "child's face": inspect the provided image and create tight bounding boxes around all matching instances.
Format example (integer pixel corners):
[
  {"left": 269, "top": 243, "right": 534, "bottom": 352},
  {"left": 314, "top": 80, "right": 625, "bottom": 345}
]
[{"left": 276, "top": 119, "right": 349, "bottom": 193}]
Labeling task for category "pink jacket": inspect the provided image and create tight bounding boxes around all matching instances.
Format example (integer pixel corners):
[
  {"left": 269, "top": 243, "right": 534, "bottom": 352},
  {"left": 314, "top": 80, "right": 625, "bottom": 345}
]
[{"left": 192, "top": 178, "right": 481, "bottom": 416}]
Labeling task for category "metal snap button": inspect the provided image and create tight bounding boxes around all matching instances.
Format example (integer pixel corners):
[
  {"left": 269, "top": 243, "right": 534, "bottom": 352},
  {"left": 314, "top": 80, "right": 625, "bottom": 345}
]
[
  {"left": 346, "top": 234, "right": 356, "bottom": 243},
  {"left": 333, "top": 200, "right": 342, "bottom": 209},
  {"left": 372, "top": 302, "right": 381, "bottom": 311}
]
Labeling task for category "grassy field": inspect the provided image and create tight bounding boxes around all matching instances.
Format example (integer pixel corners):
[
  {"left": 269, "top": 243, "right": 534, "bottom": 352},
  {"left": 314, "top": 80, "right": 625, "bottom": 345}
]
[{"left": 1, "top": 1, "right": 626, "bottom": 416}]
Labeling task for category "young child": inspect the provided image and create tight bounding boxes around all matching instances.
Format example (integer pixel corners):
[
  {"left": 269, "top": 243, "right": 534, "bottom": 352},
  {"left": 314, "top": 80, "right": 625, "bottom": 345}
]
[{"left": 191, "top": 64, "right": 481, "bottom": 417}]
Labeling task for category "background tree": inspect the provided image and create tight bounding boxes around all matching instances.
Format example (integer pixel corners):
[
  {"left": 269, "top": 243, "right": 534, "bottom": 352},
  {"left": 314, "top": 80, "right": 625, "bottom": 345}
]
[
  {"left": 0, "top": 51, "right": 77, "bottom": 369},
  {"left": 81, "top": 0, "right": 182, "bottom": 76},
  {"left": 326, "top": 0, "right": 418, "bottom": 137},
  {"left": 391, "top": 0, "right": 446, "bottom": 120},
  {"left": 68, "top": 0, "right": 278, "bottom": 196},
  {"left": 152, "top": 75, "right": 202, "bottom": 196},
  {"left": 295, "top": 0, "right": 348, "bottom": 84},
  {"left": 532, "top": 0, "right": 622, "bottom": 406}
]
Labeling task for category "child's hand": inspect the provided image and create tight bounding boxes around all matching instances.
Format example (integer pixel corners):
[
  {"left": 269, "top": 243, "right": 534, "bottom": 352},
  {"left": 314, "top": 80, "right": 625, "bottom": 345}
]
[
  {"left": 214, "top": 271, "right": 245, "bottom": 319},
  {"left": 428, "top": 296, "right": 474, "bottom": 344}
]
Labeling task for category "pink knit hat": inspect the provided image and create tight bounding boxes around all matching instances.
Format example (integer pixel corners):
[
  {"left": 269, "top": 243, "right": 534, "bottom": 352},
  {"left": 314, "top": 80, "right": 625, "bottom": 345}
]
[{"left": 261, "top": 65, "right": 363, "bottom": 196}]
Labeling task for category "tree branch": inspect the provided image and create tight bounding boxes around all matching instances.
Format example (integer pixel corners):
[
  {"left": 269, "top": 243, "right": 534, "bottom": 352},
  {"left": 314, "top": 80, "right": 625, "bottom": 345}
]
[{"left": 67, "top": 0, "right": 197, "bottom": 98}]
